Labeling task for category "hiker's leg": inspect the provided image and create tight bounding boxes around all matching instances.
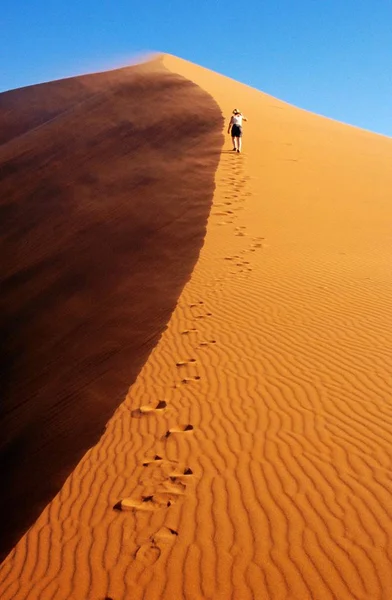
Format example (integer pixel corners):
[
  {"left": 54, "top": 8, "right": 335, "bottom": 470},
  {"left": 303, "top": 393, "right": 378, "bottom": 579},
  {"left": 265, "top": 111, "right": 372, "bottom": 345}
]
[{"left": 232, "top": 136, "right": 237, "bottom": 150}]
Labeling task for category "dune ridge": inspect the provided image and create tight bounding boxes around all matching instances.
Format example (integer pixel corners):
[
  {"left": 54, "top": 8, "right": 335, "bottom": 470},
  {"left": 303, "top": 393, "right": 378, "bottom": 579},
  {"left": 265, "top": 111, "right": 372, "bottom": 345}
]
[{"left": 1, "top": 54, "right": 392, "bottom": 599}]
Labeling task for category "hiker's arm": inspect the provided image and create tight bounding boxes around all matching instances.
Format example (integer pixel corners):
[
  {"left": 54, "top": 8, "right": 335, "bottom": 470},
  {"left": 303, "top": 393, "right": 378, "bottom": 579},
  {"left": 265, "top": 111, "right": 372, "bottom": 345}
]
[{"left": 227, "top": 117, "right": 233, "bottom": 133}]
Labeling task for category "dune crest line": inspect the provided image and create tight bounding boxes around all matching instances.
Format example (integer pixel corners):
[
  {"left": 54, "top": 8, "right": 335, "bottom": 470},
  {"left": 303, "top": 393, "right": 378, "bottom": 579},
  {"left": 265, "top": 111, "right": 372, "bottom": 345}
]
[{"left": 2, "top": 54, "right": 392, "bottom": 599}]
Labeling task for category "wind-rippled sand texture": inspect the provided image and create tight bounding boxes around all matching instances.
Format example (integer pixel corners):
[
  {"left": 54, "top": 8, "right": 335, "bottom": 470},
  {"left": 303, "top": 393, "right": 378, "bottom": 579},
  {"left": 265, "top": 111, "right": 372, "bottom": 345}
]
[
  {"left": 0, "top": 58, "right": 223, "bottom": 560},
  {"left": 2, "top": 55, "right": 392, "bottom": 599}
]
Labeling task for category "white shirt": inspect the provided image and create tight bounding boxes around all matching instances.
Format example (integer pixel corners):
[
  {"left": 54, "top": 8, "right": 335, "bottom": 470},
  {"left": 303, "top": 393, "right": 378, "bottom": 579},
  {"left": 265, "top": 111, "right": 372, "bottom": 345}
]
[{"left": 232, "top": 114, "right": 243, "bottom": 126}]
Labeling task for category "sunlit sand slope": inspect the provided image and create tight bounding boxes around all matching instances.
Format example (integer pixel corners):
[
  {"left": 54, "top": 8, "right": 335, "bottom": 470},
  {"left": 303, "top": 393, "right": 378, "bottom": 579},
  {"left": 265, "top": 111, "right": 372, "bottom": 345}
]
[
  {"left": 1, "top": 54, "right": 392, "bottom": 599},
  {"left": 0, "top": 58, "right": 222, "bottom": 560}
]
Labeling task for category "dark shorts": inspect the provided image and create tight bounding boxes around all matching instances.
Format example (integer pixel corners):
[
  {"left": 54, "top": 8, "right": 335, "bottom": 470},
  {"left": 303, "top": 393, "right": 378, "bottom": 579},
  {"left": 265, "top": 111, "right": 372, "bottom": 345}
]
[{"left": 231, "top": 124, "right": 242, "bottom": 137}]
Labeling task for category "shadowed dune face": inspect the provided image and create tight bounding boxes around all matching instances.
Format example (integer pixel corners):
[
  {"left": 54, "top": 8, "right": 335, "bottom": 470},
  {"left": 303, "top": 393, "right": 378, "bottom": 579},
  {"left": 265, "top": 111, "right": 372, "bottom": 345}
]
[{"left": 0, "top": 60, "right": 223, "bottom": 560}]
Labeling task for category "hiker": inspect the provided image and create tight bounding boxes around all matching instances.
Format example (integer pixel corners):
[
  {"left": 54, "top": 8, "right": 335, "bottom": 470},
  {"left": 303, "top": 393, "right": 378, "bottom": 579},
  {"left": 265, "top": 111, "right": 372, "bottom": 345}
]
[{"left": 227, "top": 108, "right": 247, "bottom": 153}]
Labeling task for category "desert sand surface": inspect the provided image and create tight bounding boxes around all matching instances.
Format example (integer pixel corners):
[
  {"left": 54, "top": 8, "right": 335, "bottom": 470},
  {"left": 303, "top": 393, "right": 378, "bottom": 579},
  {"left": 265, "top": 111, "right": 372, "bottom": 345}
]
[
  {"left": 0, "top": 58, "right": 222, "bottom": 560},
  {"left": 1, "top": 54, "right": 392, "bottom": 600}
]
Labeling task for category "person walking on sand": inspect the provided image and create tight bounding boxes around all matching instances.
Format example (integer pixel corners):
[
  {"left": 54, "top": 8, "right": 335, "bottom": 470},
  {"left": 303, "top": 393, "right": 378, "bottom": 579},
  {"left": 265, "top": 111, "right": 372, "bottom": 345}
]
[{"left": 228, "top": 108, "right": 247, "bottom": 153}]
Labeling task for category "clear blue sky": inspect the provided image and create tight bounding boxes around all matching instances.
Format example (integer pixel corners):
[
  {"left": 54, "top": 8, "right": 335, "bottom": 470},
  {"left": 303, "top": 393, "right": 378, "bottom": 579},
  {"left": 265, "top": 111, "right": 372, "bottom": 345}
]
[{"left": 2, "top": 1, "right": 392, "bottom": 137}]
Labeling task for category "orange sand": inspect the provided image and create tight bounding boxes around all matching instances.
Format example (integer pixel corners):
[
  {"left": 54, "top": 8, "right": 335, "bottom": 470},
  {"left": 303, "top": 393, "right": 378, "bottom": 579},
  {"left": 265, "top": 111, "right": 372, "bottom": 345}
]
[{"left": 1, "top": 54, "right": 392, "bottom": 599}]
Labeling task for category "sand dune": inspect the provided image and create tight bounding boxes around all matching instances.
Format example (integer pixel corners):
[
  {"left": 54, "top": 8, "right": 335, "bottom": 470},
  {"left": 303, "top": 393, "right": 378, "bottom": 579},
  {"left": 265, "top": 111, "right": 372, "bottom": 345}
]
[
  {"left": 0, "top": 58, "right": 222, "bottom": 560},
  {"left": 1, "top": 54, "right": 392, "bottom": 599}
]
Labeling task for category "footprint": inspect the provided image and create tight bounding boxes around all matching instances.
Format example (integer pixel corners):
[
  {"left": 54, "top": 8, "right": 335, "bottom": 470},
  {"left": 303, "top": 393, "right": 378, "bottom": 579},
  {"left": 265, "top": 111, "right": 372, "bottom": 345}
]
[
  {"left": 165, "top": 424, "right": 194, "bottom": 438},
  {"left": 131, "top": 400, "right": 167, "bottom": 417},
  {"left": 155, "top": 488, "right": 184, "bottom": 507},
  {"left": 134, "top": 525, "right": 179, "bottom": 565},
  {"left": 113, "top": 496, "right": 160, "bottom": 512},
  {"left": 142, "top": 455, "right": 164, "bottom": 467},
  {"left": 195, "top": 313, "right": 212, "bottom": 319},
  {"left": 176, "top": 359, "right": 197, "bottom": 367},
  {"left": 198, "top": 340, "right": 217, "bottom": 347},
  {"left": 180, "top": 376, "right": 201, "bottom": 384},
  {"left": 152, "top": 526, "right": 179, "bottom": 543},
  {"left": 141, "top": 458, "right": 184, "bottom": 482},
  {"left": 134, "top": 542, "right": 161, "bottom": 565},
  {"left": 181, "top": 328, "right": 198, "bottom": 335},
  {"left": 189, "top": 301, "right": 204, "bottom": 308},
  {"left": 161, "top": 478, "right": 187, "bottom": 495},
  {"left": 114, "top": 485, "right": 181, "bottom": 512},
  {"left": 170, "top": 467, "right": 193, "bottom": 482}
]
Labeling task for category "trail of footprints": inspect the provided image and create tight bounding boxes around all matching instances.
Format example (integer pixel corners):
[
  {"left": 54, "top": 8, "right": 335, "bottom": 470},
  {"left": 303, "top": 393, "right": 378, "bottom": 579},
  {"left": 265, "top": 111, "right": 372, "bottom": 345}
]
[
  {"left": 214, "top": 154, "right": 265, "bottom": 273},
  {"left": 111, "top": 152, "right": 261, "bottom": 572},
  {"left": 112, "top": 422, "right": 194, "bottom": 566},
  {"left": 224, "top": 237, "right": 265, "bottom": 273},
  {"left": 212, "top": 159, "right": 249, "bottom": 225},
  {"left": 112, "top": 300, "right": 216, "bottom": 567},
  {"left": 113, "top": 456, "right": 193, "bottom": 514}
]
